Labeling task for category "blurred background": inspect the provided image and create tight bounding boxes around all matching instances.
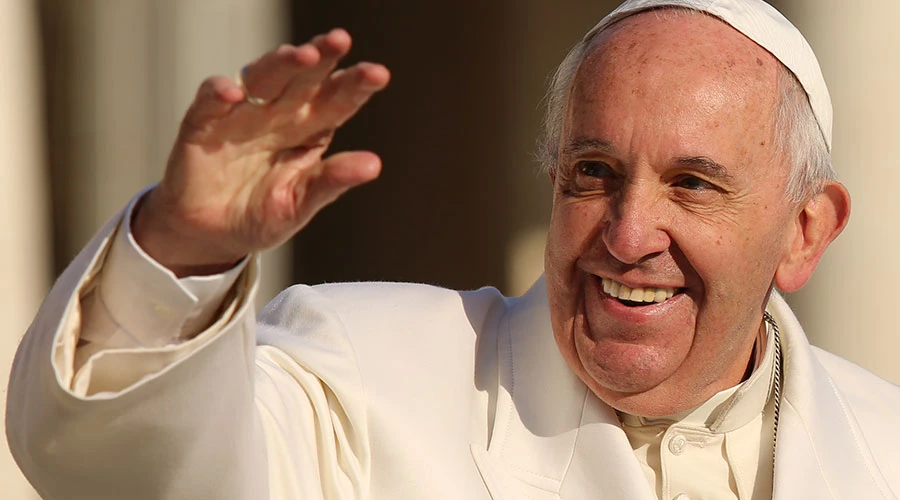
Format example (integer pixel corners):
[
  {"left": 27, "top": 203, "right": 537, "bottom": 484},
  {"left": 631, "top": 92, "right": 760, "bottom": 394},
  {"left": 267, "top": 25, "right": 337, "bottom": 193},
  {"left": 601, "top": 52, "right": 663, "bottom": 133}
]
[{"left": 2, "top": 0, "right": 897, "bottom": 496}]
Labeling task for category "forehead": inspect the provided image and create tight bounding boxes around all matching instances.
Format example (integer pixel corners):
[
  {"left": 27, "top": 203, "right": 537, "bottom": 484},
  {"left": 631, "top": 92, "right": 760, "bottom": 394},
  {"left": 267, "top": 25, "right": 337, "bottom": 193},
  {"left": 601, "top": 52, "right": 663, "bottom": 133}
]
[
  {"left": 585, "top": 9, "right": 778, "bottom": 80},
  {"left": 564, "top": 10, "right": 781, "bottom": 163},
  {"left": 574, "top": 10, "right": 779, "bottom": 118}
]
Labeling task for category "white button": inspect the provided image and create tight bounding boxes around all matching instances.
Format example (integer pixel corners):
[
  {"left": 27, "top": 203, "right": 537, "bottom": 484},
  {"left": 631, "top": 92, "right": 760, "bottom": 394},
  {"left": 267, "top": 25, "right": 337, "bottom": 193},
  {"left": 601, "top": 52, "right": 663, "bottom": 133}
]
[
  {"left": 668, "top": 434, "right": 687, "bottom": 455},
  {"left": 673, "top": 494, "right": 690, "bottom": 500}
]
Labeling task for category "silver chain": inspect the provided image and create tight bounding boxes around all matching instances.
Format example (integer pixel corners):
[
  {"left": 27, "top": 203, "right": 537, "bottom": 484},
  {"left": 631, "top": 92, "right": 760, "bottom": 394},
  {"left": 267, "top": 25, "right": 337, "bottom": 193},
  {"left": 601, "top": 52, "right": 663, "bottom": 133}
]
[{"left": 763, "top": 311, "right": 783, "bottom": 467}]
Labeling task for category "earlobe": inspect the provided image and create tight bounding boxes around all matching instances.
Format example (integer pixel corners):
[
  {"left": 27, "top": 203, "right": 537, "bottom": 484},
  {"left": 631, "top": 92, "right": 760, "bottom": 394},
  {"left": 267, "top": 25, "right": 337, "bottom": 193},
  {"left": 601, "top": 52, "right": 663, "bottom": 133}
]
[{"left": 774, "top": 181, "right": 851, "bottom": 292}]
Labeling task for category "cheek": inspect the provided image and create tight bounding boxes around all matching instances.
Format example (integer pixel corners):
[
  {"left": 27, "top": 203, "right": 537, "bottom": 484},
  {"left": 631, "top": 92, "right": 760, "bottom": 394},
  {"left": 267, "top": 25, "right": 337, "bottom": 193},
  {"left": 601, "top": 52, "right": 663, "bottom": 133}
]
[
  {"left": 546, "top": 200, "right": 602, "bottom": 322},
  {"left": 681, "top": 216, "right": 788, "bottom": 322},
  {"left": 547, "top": 199, "right": 603, "bottom": 260}
]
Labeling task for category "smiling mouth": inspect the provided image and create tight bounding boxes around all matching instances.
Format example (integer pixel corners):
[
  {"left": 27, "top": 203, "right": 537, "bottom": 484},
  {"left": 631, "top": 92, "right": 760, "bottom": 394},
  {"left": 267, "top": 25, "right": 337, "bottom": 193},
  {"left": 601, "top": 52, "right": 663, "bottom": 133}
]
[{"left": 601, "top": 277, "right": 682, "bottom": 307}]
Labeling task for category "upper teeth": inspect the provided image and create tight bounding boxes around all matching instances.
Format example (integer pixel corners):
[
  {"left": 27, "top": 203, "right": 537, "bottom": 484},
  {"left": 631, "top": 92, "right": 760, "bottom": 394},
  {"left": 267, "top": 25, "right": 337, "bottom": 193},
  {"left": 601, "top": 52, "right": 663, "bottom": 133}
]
[{"left": 601, "top": 278, "right": 676, "bottom": 303}]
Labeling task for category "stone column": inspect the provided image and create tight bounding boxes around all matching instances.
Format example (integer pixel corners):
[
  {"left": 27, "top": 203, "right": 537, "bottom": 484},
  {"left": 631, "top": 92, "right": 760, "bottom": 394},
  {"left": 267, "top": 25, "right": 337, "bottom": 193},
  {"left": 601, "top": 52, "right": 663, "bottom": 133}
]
[
  {"left": 0, "top": 0, "right": 49, "bottom": 496},
  {"left": 775, "top": 0, "right": 900, "bottom": 383}
]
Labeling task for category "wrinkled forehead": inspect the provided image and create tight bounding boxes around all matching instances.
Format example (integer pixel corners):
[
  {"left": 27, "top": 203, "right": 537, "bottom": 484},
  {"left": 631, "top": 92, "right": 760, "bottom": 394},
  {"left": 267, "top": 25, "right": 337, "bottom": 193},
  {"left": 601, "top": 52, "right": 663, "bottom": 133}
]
[{"left": 584, "top": 0, "right": 832, "bottom": 151}]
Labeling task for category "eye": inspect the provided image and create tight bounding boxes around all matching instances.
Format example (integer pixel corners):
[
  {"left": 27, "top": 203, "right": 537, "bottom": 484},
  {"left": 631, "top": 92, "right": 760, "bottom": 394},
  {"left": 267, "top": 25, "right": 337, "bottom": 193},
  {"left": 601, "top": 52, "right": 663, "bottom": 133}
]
[
  {"left": 578, "top": 160, "right": 614, "bottom": 178},
  {"left": 565, "top": 160, "right": 620, "bottom": 195},
  {"left": 569, "top": 160, "right": 617, "bottom": 194},
  {"left": 674, "top": 175, "right": 715, "bottom": 191}
]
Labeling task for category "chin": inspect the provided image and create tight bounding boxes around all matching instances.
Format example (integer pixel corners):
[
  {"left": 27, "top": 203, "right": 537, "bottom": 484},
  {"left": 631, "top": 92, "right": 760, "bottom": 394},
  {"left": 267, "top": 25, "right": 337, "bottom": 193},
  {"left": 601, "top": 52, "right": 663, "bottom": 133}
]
[
  {"left": 578, "top": 342, "right": 672, "bottom": 394},
  {"left": 574, "top": 309, "right": 685, "bottom": 380}
]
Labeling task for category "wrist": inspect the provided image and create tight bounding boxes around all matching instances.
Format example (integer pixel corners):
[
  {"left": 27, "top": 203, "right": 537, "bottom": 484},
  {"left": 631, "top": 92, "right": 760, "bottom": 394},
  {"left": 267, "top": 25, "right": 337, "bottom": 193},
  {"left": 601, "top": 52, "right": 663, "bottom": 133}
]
[{"left": 131, "top": 189, "right": 247, "bottom": 277}]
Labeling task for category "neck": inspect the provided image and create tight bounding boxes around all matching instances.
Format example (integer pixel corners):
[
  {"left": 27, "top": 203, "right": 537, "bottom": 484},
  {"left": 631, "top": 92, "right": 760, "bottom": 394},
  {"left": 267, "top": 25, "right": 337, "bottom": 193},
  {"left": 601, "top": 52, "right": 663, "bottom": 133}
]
[{"left": 742, "top": 318, "right": 769, "bottom": 382}]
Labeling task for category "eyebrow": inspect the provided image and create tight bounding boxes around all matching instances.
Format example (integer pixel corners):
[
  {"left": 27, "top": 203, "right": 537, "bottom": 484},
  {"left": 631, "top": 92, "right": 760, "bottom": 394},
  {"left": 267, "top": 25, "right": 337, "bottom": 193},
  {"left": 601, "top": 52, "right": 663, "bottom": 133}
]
[
  {"left": 561, "top": 137, "right": 734, "bottom": 180},
  {"left": 675, "top": 156, "right": 734, "bottom": 181},
  {"left": 561, "top": 138, "right": 615, "bottom": 157}
]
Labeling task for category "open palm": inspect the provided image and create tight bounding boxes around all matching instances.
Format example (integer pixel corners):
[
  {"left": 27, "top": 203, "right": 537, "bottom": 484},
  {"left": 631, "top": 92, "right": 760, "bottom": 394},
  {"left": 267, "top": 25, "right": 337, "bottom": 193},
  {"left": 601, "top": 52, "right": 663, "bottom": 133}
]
[{"left": 133, "top": 29, "right": 390, "bottom": 277}]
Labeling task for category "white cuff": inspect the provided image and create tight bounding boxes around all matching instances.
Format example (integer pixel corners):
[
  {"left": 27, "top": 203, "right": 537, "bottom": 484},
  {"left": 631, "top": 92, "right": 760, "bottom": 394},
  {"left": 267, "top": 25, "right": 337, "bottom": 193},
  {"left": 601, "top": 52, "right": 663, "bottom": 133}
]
[{"left": 82, "top": 192, "right": 247, "bottom": 349}]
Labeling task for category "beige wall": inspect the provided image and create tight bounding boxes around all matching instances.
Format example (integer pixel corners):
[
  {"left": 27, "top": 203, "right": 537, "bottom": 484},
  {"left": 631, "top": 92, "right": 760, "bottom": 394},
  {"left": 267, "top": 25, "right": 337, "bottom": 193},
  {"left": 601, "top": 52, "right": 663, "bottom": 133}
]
[
  {"left": 1, "top": 1, "right": 49, "bottom": 497},
  {"left": 773, "top": 0, "right": 900, "bottom": 384}
]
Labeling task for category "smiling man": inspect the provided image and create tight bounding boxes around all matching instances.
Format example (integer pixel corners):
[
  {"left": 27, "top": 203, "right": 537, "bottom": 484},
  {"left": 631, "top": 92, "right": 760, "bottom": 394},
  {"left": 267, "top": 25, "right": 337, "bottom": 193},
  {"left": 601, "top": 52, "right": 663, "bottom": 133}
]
[
  {"left": 7, "top": 0, "right": 900, "bottom": 499},
  {"left": 544, "top": 7, "right": 844, "bottom": 418}
]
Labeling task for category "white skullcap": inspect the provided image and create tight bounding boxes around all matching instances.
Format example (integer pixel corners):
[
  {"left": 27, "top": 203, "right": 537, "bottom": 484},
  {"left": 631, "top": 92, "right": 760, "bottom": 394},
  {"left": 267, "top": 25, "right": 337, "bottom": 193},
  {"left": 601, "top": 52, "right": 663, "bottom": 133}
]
[{"left": 585, "top": 0, "right": 833, "bottom": 151}]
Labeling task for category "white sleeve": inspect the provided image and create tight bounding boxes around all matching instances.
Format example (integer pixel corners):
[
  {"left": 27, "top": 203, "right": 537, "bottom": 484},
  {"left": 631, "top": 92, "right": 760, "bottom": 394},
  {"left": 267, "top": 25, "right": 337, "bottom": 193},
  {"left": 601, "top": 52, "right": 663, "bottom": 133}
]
[
  {"left": 72, "top": 193, "right": 247, "bottom": 394},
  {"left": 5, "top": 193, "right": 271, "bottom": 499},
  {"left": 6, "top": 192, "right": 371, "bottom": 500}
]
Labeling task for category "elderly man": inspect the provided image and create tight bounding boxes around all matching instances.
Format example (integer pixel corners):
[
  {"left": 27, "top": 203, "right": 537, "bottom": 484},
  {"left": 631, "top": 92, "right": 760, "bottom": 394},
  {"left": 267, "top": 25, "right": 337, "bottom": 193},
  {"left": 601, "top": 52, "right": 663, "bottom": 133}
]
[{"left": 7, "top": 0, "right": 900, "bottom": 499}]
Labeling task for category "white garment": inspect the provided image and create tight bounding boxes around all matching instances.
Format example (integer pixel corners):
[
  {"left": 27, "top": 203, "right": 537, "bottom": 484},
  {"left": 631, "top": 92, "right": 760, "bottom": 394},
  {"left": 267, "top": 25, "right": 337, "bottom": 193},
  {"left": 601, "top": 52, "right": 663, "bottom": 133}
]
[
  {"left": 6, "top": 200, "right": 900, "bottom": 499},
  {"left": 620, "top": 320, "right": 777, "bottom": 500}
]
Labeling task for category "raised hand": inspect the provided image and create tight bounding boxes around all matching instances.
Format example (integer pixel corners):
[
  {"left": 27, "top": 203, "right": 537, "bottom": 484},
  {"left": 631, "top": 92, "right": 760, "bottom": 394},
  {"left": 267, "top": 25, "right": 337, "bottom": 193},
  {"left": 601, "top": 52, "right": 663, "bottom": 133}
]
[{"left": 132, "top": 29, "right": 390, "bottom": 277}]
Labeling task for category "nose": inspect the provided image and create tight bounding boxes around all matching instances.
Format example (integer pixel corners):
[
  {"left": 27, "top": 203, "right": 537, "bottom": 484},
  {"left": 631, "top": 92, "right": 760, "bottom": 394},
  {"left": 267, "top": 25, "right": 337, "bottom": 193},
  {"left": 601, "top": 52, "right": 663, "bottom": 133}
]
[{"left": 601, "top": 188, "right": 671, "bottom": 265}]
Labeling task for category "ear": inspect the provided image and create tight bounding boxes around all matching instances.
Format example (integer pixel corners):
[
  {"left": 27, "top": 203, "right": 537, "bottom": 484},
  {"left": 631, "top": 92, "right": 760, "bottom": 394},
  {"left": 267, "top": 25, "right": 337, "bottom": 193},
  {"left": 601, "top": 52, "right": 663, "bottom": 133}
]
[{"left": 775, "top": 181, "right": 851, "bottom": 292}]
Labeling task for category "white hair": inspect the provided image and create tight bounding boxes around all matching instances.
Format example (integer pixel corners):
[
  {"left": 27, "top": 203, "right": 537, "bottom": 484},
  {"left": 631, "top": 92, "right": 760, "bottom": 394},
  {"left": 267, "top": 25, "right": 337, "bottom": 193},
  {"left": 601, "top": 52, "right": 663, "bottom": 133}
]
[{"left": 538, "top": 8, "right": 835, "bottom": 204}]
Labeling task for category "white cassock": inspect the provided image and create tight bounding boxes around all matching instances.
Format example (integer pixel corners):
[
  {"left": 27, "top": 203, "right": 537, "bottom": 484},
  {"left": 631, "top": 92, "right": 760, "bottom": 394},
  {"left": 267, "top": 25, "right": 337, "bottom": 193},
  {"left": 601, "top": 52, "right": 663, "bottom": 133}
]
[{"left": 6, "top": 197, "right": 900, "bottom": 500}]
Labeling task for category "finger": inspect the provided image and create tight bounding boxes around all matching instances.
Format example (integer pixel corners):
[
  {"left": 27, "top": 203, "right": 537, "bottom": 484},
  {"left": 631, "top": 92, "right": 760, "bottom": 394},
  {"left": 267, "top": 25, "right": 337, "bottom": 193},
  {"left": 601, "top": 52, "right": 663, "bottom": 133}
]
[
  {"left": 180, "top": 76, "right": 245, "bottom": 135},
  {"left": 252, "top": 62, "right": 389, "bottom": 151},
  {"left": 276, "top": 28, "right": 353, "bottom": 107},
  {"left": 304, "top": 62, "right": 391, "bottom": 131},
  {"left": 238, "top": 43, "right": 320, "bottom": 104},
  {"left": 296, "top": 151, "right": 382, "bottom": 214}
]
